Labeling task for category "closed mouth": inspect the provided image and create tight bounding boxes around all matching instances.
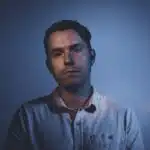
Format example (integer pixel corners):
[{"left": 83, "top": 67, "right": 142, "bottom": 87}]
[
  {"left": 64, "top": 68, "right": 80, "bottom": 73},
  {"left": 66, "top": 70, "right": 80, "bottom": 73},
  {"left": 63, "top": 70, "right": 81, "bottom": 77},
  {"left": 65, "top": 71, "right": 80, "bottom": 74}
]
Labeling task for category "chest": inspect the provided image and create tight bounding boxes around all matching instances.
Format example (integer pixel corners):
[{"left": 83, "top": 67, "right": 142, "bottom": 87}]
[{"left": 28, "top": 110, "right": 126, "bottom": 150}]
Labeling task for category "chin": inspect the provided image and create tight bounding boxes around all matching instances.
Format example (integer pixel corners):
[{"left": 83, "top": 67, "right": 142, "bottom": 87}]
[
  {"left": 60, "top": 80, "right": 83, "bottom": 89},
  {"left": 64, "top": 82, "right": 81, "bottom": 87},
  {"left": 57, "top": 76, "right": 86, "bottom": 89}
]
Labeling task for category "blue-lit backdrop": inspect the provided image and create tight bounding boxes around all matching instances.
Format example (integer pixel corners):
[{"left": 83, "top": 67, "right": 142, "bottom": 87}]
[{"left": 0, "top": 1, "right": 150, "bottom": 149}]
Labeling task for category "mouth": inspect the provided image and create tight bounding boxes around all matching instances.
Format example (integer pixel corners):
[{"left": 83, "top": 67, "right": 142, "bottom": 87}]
[
  {"left": 65, "top": 70, "right": 80, "bottom": 75},
  {"left": 64, "top": 68, "right": 80, "bottom": 73},
  {"left": 63, "top": 69, "right": 81, "bottom": 77}
]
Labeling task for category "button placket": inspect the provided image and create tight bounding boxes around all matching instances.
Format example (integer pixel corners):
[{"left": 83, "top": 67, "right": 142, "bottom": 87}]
[{"left": 73, "top": 111, "right": 82, "bottom": 150}]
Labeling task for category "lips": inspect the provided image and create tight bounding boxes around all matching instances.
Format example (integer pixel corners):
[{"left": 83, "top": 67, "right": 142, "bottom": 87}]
[
  {"left": 65, "top": 70, "right": 80, "bottom": 75},
  {"left": 66, "top": 70, "right": 80, "bottom": 73},
  {"left": 63, "top": 68, "right": 81, "bottom": 76},
  {"left": 64, "top": 68, "right": 80, "bottom": 73}
]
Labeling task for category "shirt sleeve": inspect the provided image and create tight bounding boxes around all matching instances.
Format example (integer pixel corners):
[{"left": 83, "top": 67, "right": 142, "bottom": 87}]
[
  {"left": 4, "top": 106, "right": 29, "bottom": 150},
  {"left": 125, "top": 108, "right": 145, "bottom": 150}
]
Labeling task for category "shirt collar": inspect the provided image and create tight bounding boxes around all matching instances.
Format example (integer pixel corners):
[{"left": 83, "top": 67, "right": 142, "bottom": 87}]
[{"left": 50, "top": 86, "right": 100, "bottom": 113}]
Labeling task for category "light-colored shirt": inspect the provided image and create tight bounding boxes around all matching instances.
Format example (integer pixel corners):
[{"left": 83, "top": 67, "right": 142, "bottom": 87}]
[{"left": 5, "top": 87, "right": 144, "bottom": 150}]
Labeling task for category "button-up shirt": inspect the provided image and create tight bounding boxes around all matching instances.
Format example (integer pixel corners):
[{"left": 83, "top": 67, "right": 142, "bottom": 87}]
[{"left": 5, "top": 87, "right": 144, "bottom": 150}]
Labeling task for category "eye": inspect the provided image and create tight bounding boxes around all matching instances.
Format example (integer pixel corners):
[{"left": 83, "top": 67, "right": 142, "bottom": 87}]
[
  {"left": 71, "top": 45, "right": 83, "bottom": 52},
  {"left": 53, "top": 52, "right": 63, "bottom": 57}
]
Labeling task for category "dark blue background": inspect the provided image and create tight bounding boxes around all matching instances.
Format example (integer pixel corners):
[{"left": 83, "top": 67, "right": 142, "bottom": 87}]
[{"left": 1, "top": 1, "right": 150, "bottom": 149}]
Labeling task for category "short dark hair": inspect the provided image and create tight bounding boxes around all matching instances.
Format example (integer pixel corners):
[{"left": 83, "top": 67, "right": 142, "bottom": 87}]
[{"left": 43, "top": 20, "right": 92, "bottom": 56}]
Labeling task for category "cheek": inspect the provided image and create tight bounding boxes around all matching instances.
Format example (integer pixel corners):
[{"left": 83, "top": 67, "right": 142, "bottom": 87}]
[
  {"left": 74, "top": 53, "right": 89, "bottom": 66},
  {"left": 51, "top": 59, "right": 64, "bottom": 74}
]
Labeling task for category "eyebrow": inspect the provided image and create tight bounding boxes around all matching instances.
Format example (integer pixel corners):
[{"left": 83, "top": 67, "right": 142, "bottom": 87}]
[{"left": 51, "top": 43, "right": 82, "bottom": 52}]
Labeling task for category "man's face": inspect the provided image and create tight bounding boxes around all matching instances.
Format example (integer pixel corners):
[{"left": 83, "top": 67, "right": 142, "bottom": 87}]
[{"left": 46, "top": 29, "right": 92, "bottom": 89}]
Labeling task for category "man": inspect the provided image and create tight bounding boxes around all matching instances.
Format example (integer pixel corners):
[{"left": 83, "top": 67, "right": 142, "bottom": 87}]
[{"left": 5, "top": 20, "right": 144, "bottom": 150}]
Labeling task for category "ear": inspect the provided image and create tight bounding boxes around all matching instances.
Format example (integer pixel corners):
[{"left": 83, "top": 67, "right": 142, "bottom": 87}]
[{"left": 90, "top": 49, "right": 96, "bottom": 66}]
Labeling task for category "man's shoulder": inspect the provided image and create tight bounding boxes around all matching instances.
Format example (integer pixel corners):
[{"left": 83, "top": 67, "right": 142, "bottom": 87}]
[
  {"left": 94, "top": 89, "right": 127, "bottom": 115},
  {"left": 95, "top": 90, "right": 138, "bottom": 124},
  {"left": 96, "top": 91, "right": 135, "bottom": 127},
  {"left": 25, "top": 94, "right": 51, "bottom": 105},
  {"left": 18, "top": 92, "right": 53, "bottom": 112},
  {"left": 11, "top": 93, "right": 54, "bottom": 122}
]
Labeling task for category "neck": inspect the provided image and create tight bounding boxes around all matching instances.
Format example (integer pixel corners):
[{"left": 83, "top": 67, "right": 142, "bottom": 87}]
[{"left": 57, "top": 80, "right": 93, "bottom": 109}]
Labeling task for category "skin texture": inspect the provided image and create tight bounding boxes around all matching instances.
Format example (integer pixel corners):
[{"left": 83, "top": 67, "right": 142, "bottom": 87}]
[{"left": 46, "top": 29, "right": 95, "bottom": 109}]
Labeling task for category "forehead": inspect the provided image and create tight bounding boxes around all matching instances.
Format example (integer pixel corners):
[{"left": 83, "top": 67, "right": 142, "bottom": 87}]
[{"left": 48, "top": 29, "right": 84, "bottom": 49}]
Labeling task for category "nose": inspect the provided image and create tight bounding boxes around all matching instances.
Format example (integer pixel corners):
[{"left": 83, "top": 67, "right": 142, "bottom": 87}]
[{"left": 64, "top": 51, "right": 74, "bottom": 65}]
